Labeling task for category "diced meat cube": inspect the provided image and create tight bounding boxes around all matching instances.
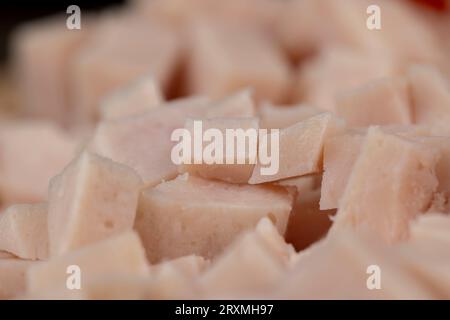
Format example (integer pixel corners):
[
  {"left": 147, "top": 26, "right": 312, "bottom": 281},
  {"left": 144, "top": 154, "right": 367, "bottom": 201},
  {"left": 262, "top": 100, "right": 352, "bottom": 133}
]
[
  {"left": 408, "top": 65, "right": 450, "bottom": 131},
  {"left": 0, "top": 121, "right": 76, "bottom": 205},
  {"left": 71, "top": 17, "right": 180, "bottom": 124},
  {"left": 0, "top": 257, "right": 38, "bottom": 299},
  {"left": 152, "top": 255, "right": 209, "bottom": 278},
  {"left": 206, "top": 89, "right": 255, "bottom": 118},
  {"left": 48, "top": 151, "right": 142, "bottom": 256},
  {"left": 187, "top": 21, "right": 290, "bottom": 104},
  {"left": 90, "top": 96, "right": 210, "bottom": 186},
  {"left": 27, "top": 231, "right": 149, "bottom": 295},
  {"left": 320, "top": 131, "right": 364, "bottom": 210},
  {"left": 334, "top": 127, "right": 440, "bottom": 243},
  {"left": 249, "top": 113, "right": 342, "bottom": 184},
  {"left": 99, "top": 75, "right": 163, "bottom": 120},
  {"left": 135, "top": 174, "right": 293, "bottom": 262},
  {"left": 179, "top": 117, "right": 259, "bottom": 183},
  {"left": 0, "top": 203, "right": 48, "bottom": 260},
  {"left": 200, "top": 218, "right": 291, "bottom": 298},
  {"left": 11, "top": 17, "right": 87, "bottom": 126},
  {"left": 294, "top": 48, "right": 393, "bottom": 111},
  {"left": 336, "top": 77, "right": 412, "bottom": 127},
  {"left": 259, "top": 103, "right": 323, "bottom": 129}
]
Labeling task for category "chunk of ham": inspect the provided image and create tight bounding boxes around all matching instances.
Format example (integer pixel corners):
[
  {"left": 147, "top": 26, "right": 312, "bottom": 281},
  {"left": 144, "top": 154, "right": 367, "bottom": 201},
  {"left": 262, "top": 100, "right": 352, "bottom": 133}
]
[
  {"left": 27, "top": 231, "right": 149, "bottom": 296},
  {"left": 336, "top": 77, "right": 412, "bottom": 127},
  {"left": 205, "top": 89, "right": 255, "bottom": 118},
  {"left": 135, "top": 174, "right": 293, "bottom": 262},
  {"left": 99, "top": 75, "right": 163, "bottom": 120},
  {"left": 259, "top": 103, "right": 323, "bottom": 129},
  {"left": 249, "top": 112, "right": 342, "bottom": 184},
  {"left": 179, "top": 117, "right": 259, "bottom": 183},
  {"left": 48, "top": 151, "right": 142, "bottom": 256},
  {"left": 333, "top": 127, "right": 440, "bottom": 243},
  {"left": 0, "top": 203, "right": 48, "bottom": 260},
  {"left": 0, "top": 121, "right": 76, "bottom": 205}
]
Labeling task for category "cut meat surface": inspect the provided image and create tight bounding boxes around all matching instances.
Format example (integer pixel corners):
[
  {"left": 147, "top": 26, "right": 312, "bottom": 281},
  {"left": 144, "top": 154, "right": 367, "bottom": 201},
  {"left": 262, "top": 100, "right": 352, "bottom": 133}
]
[
  {"left": 48, "top": 151, "right": 142, "bottom": 256},
  {"left": 259, "top": 103, "right": 323, "bottom": 129},
  {"left": 135, "top": 174, "right": 293, "bottom": 262}
]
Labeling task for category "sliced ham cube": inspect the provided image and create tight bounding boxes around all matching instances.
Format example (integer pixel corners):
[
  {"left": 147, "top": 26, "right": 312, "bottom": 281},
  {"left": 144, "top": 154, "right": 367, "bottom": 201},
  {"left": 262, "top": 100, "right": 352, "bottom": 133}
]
[
  {"left": 187, "top": 21, "right": 290, "bottom": 104},
  {"left": 11, "top": 17, "right": 87, "bottom": 126},
  {"left": 336, "top": 77, "right": 412, "bottom": 127},
  {"left": 259, "top": 103, "right": 323, "bottom": 129},
  {"left": 48, "top": 151, "right": 142, "bottom": 257},
  {"left": 408, "top": 65, "right": 450, "bottom": 130},
  {"left": 152, "top": 255, "right": 209, "bottom": 278},
  {"left": 0, "top": 203, "right": 48, "bottom": 260},
  {"left": 334, "top": 127, "right": 440, "bottom": 243},
  {"left": 135, "top": 174, "right": 293, "bottom": 262},
  {"left": 0, "top": 257, "right": 38, "bottom": 299},
  {"left": 71, "top": 18, "right": 180, "bottom": 124},
  {"left": 249, "top": 112, "right": 342, "bottom": 184},
  {"left": 99, "top": 75, "right": 163, "bottom": 120},
  {"left": 294, "top": 48, "right": 393, "bottom": 111},
  {"left": 320, "top": 131, "right": 365, "bottom": 210},
  {"left": 27, "top": 231, "right": 149, "bottom": 295},
  {"left": 200, "top": 218, "right": 291, "bottom": 298},
  {"left": 0, "top": 121, "right": 76, "bottom": 205},
  {"left": 179, "top": 117, "right": 259, "bottom": 183},
  {"left": 90, "top": 96, "right": 210, "bottom": 187},
  {"left": 206, "top": 89, "right": 255, "bottom": 118}
]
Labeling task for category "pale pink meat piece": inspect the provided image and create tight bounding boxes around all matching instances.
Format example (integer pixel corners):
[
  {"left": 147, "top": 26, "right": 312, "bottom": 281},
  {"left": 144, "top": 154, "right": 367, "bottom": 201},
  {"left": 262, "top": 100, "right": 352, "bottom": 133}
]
[
  {"left": 179, "top": 117, "right": 259, "bottom": 183},
  {"left": 336, "top": 77, "right": 412, "bottom": 127},
  {"left": 152, "top": 255, "right": 209, "bottom": 279},
  {"left": 333, "top": 127, "right": 440, "bottom": 243},
  {"left": 27, "top": 231, "right": 149, "bottom": 296},
  {"left": 48, "top": 151, "right": 142, "bottom": 257},
  {"left": 205, "top": 89, "right": 255, "bottom": 118},
  {"left": 135, "top": 174, "right": 293, "bottom": 262},
  {"left": 249, "top": 113, "right": 342, "bottom": 184},
  {"left": 187, "top": 20, "right": 290, "bottom": 104},
  {"left": 407, "top": 65, "right": 450, "bottom": 132},
  {"left": 200, "top": 218, "right": 293, "bottom": 298},
  {"left": 320, "top": 131, "right": 364, "bottom": 210},
  {"left": 71, "top": 17, "right": 180, "bottom": 124},
  {"left": 11, "top": 17, "right": 87, "bottom": 126},
  {"left": 90, "top": 96, "right": 210, "bottom": 186},
  {"left": 99, "top": 75, "right": 163, "bottom": 120},
  {"left": 294, "top": 48, "right": 394, "bottom": 111},
  {"left": 0, "top": 121, "right": 76, "bottom": 205},
  {"left": 259, "top": 103, "right": 323, "bottom": 129},
  {"left": 0, "top": 203, "right": 48, "bottom": 260},
  {"left": 0, "top": 257, "right": 38, "bottom": 299}
]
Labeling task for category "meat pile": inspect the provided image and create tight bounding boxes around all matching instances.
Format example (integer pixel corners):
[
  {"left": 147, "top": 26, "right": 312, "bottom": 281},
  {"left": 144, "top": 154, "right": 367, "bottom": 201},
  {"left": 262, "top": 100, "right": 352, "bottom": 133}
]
[{"left": 1, "top": 0, "right": 450, "bottom": 299}]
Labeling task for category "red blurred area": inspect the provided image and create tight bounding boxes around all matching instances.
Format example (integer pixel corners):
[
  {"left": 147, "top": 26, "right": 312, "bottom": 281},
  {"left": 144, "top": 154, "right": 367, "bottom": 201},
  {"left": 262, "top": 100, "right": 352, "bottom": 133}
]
[{"left": 411, "top": 0, "right": 449, "bottom": 11}]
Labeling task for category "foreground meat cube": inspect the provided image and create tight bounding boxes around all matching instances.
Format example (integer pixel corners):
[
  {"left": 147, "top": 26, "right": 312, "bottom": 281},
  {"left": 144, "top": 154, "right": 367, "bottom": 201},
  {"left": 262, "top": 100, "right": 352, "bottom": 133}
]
[
  {"left": 259, "top": 103, "right": 323, "bottom": 129},
  {"left": 135, "top": 174, "right": 293, "bottom": 262},
  {"left": 187, "top": 21, "right": 290, "bottom": 103},
  {"left": 334, "top": 127, "right": 440, "bottom": 243},
  {"left": 0, "top": 203, "right": 48, "bottom": 260},
  {"left": 0, "top": 121, "right": 76, "bottom": 205},
  {"left": 11, "top": 17, "right": 87, "bottom": 125},
  {"left": 90, "top": 96, "right": 210, "bottom": 187},
  {"left": 200, "top": 218, "right": 294, "bottom": 298},
  {"left": 336, "top": 77, "right": 412, "bottom": 127},
  {"left": 275, "top": 227, "right": 437, "bottom": 299},
  {"left": 408, "top": 65, "right": 450, "bottom": 132},
  {"left": 249, "top": 112, "right": 341, "bottom": 184},
  {"left": 0, "top": 257, "right": 38, "bottom": 299},
  {"left": 48, "top": 151, "right": 142, "bottom": 256},
  {"left": 320, "top": 131, "right": 365, "bottom": 210},
  {"left": 294, "top": 48, "right": 393, "bottom": 111},
  {"left": 179, "top": 117, "right": 259, "bottom": 183},
  {"left": 99, "top": 75, "right": 163, "bottom": 120},
  {"left": 27, "top": 231, "right": 149, "bottom": 296},
  {"left": 71, "top": 17, "right": 180, "bottom": 123},
  {"left": 205, "top": 89, "right": 255, "bottom": 118},
  {"left": 152, "top": 255, "right": 209, "bottom": 278}
]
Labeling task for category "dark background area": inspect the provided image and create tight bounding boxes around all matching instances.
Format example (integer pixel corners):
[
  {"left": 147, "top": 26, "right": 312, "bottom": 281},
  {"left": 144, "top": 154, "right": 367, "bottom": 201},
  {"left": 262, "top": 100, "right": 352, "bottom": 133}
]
[{"left": 0, "top": 1, "right": 125, "bottom": 62}]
